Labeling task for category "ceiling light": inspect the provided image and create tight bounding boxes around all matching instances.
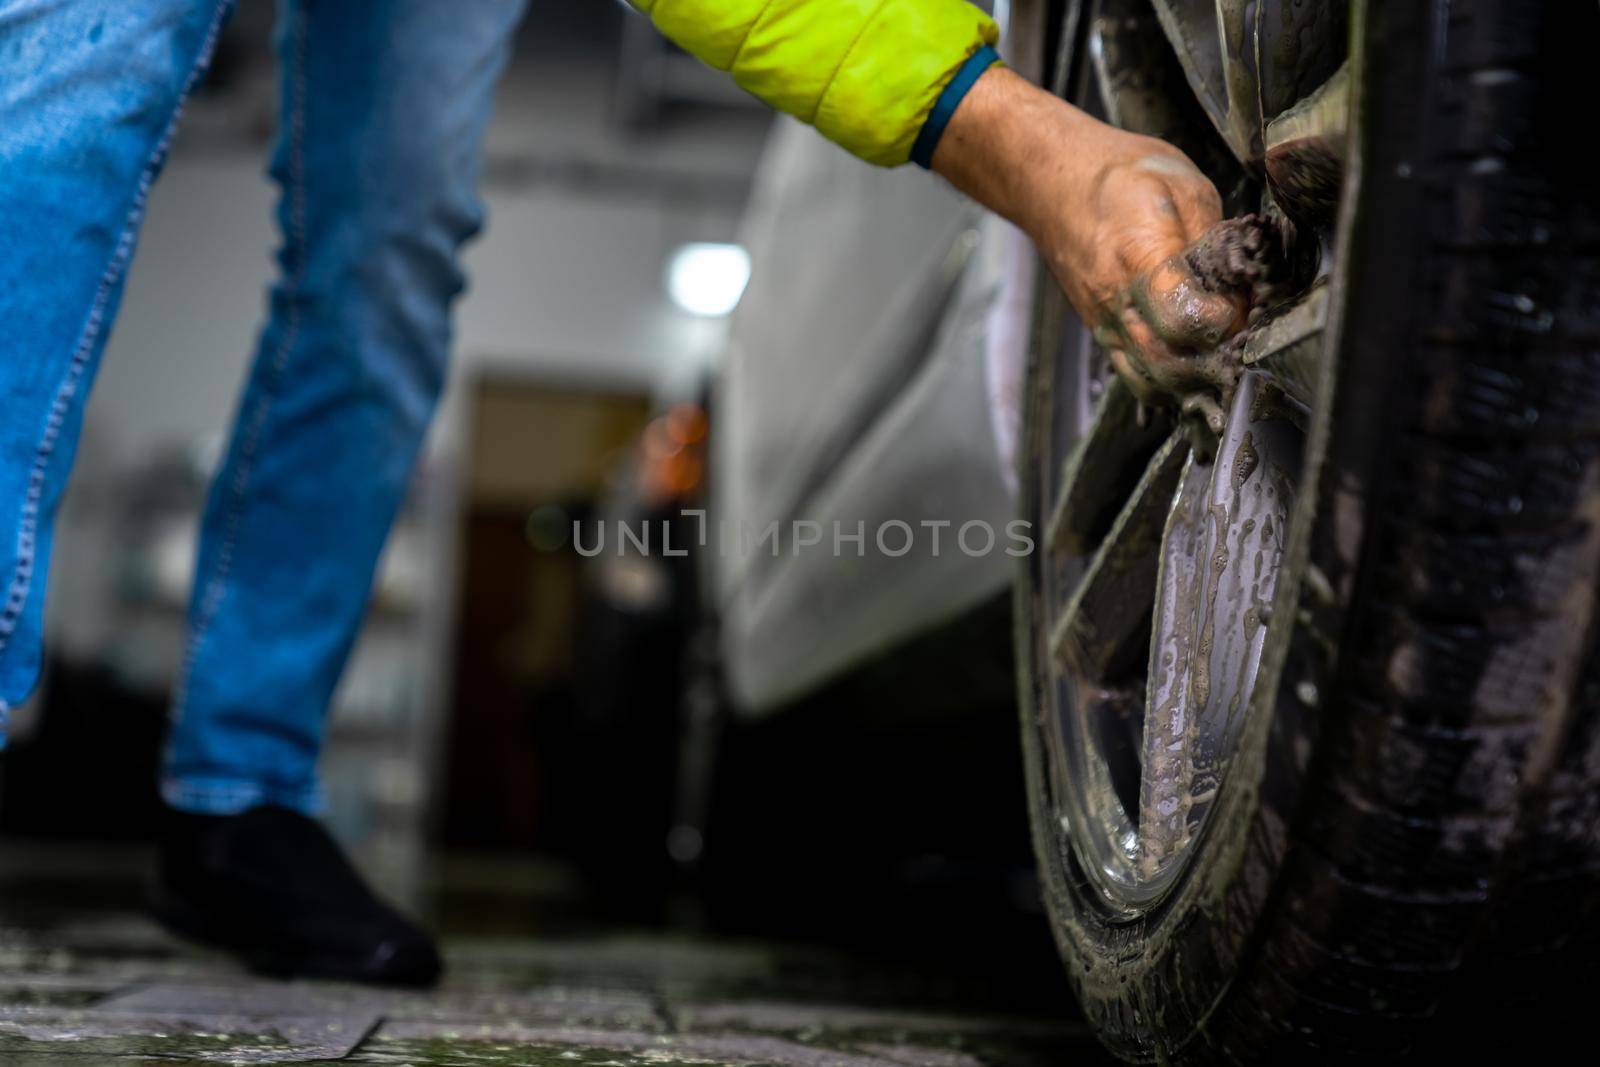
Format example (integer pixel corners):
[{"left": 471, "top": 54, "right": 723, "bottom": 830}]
[{"left": 666, "top": 242, "right": 751, "bottom": 317}]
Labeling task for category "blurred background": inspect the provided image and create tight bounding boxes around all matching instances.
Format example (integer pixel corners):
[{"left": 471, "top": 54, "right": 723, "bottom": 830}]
[{"left": 0, "top": 0, "right": 1057, "bottom": 1007}]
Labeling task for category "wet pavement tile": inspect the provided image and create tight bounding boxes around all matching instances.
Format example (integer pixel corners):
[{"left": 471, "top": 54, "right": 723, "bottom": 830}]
[{"left": 0, "top": 910, "right": 1101, "bottom": 1065}]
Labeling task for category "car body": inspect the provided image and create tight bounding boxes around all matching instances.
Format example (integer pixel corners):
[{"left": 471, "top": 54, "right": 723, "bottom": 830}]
[{"left": 708, "top": 100, "right": 1035, "bottom": 716}]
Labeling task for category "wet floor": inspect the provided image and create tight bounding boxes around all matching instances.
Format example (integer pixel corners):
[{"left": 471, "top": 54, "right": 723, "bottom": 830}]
[{"left": 0, "top": 845, "right": 1106, "bottom": 1066}]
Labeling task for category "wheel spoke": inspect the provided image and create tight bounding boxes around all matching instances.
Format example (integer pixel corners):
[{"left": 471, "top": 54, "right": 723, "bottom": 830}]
[
  {"left": 1264, "top": 61, "right": 1352, "bottom": 227},
  {"left": 1136, "top": 372, "right": 1302, "bottom": 875},
  {"left": 1049, "top": 431, "right": 1189, "bottom": 682},
  {"left": 1089, "top": 0, "right": 1185, "bottom": 138},
  {"left": 1256, "top": 3, "right": 1351, "bottom": 123},
  {"left": 1136, "top": 453, "right": 1211, "bottom": 874},
  {"left": 1149, "top": 0, "right": 1257, "bottom": 164},
  {"left": 1045, "top": 0, "right": 1089, "bottom": 98},
  {"left": 1046, "top": 376, "right": 1172, "bottom": 557},
  {"left": 1241, "top": 281, "right": 1328, "bottom": 414},
  {"left": 1214, "top": 0, "right": 1262, "bottom": 161}
]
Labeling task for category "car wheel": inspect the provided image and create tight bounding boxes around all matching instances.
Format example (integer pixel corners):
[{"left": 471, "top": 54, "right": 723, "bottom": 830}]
[{"left": 1015, "top": 0, "right": 1600, "bottom": 1058}]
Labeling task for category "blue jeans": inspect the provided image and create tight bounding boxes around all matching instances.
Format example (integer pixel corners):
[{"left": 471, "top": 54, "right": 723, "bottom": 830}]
[{"left": 0, "top": 0, "right": 524, "bottom": 813}]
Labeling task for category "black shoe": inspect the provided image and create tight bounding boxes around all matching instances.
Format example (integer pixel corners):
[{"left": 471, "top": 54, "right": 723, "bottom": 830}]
[{"left": 154, "top": 804, "right": 442, "bottom": 987}]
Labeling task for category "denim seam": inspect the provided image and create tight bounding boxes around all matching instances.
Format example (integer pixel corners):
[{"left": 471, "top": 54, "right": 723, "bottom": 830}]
[
  {"left": 0, "top": 0, "right": 235, "bottom": 669},
  {"left": 171, "top": 4, "right": 310, "bottom": 726}
]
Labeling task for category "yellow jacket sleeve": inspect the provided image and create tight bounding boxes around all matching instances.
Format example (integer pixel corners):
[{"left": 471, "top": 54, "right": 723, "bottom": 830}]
[{"left": 628, "top": 1, "right": 1000, "bottom": 167}]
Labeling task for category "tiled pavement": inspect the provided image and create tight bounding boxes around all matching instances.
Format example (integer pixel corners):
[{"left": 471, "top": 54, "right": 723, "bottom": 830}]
[{"left": 0, "top": 850, "right": 1105, "bottom": 1066}]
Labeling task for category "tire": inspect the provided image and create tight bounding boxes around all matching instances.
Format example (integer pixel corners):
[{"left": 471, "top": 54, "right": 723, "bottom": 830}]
[{"left": 1016, "top": 0, "right": 1600, "bottom": 1059}]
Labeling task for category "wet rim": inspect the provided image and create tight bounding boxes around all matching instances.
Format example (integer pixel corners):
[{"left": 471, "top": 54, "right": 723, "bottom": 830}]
[{"left": 1024, "top": 0, "right": 1344, "bottom": 915}]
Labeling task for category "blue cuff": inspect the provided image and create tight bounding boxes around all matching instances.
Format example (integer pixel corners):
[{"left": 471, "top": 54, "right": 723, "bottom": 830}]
[{"left": 910, "top": 45, "right": 1001, "bottom": 170}]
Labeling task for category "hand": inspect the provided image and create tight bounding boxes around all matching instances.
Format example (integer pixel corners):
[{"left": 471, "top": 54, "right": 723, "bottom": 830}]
[{"left": 931, "top": 67, "right": 1245, "bottom": 404}]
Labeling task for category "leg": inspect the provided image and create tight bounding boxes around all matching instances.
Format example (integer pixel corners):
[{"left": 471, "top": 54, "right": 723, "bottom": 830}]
[
  {"left": 163, "top": 0, "right": 525, "bottom": 812},
  {"left": 0, "top": 0, "right": 234, "bottom": 736}
]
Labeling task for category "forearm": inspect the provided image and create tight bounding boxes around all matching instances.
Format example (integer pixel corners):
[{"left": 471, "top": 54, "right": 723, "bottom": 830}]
[
  {"left": 929, "top": 66, "right": 1230, "bottom": 342},
  {"left": 929, "top": 67, "right": 1095, "bottom": 242},
  {"left": 930, "top": 67, "right": 1190, "bottom": 262}
]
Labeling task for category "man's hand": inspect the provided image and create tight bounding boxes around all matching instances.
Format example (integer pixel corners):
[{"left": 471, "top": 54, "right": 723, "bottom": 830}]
[{"left": 931, "top": 66, "right": 1244, "bottom": 404}]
